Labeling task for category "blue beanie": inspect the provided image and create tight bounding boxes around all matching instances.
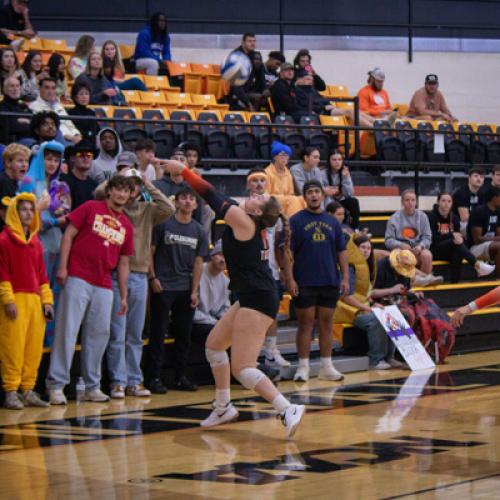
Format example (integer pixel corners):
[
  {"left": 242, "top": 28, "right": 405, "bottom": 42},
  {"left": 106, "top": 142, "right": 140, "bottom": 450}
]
[{"left": 271, "top": 141, "right": 292, "bottom": 158}]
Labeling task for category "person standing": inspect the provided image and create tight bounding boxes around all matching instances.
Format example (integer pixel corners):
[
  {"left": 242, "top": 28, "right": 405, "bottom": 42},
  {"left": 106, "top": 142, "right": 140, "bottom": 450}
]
[
  {"left": 163, "top": 159, "right": 306, "bottom": 438},
  {"left": 148, "top": 187, "right": 209, "bottom": 393},
  {"left": 46, "top": 175, "right": 135, "bottom": 404},
  {"left": 94, "top": 165, "right": 174, "bottom": 399},
  {"left": 289, "top": 180, "right": 349, "bottom": 382}
]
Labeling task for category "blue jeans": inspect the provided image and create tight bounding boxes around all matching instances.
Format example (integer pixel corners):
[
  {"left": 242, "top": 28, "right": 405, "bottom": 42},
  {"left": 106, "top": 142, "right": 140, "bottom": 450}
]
[
  {"left": 106, "top": 272, "right": 148, "bottom": 387},
  {"left": 46, "top": 277, "right": 113, "bottom": 391},
  {"left": 353, "top": 311, "right": 395, "bottom": 366},
  {"left": 118, "top": 77, "right": 147, "bottom": 91}
]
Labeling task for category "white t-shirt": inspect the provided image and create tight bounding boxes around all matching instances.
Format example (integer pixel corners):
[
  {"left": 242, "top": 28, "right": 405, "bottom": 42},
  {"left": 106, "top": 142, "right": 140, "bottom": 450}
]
[{"left": 266, "top": 218, "right": 283, "bottom": 281}]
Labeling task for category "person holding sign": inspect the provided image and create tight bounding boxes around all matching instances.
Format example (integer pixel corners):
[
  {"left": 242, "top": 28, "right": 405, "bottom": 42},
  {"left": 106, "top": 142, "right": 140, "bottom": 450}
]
[{"left": 335, "top": 237, "right": 410, "bottom": 370}]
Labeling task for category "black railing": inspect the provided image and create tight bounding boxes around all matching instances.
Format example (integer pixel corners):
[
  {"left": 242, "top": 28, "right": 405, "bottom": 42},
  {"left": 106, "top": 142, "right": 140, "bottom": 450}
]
[{"left": 31, "top": 0, "right": 500, "bottom": 62}]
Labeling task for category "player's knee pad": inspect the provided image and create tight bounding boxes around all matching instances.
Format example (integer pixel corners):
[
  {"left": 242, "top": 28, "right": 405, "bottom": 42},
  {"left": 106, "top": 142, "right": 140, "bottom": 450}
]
[
  {"left": 205, "top": 348, "right": 229, "bottom": 368},
  {"left": 235, "top": 367, "right": 265, "bottom": 390}
]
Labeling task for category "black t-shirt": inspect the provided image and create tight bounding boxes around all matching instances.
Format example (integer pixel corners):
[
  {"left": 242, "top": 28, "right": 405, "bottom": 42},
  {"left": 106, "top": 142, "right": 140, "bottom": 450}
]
[
  {"left": 0, "top": 170, "right": 18, "bottom": 231},
  {"left": 61, "top": 171, "right": 97, "bottom": 211},
  {"left": 222, "top": 222, "right": 275, "bottom": 294},
  {"left": 452, "top": 185, "right": 484, "bottom": 215},
  {"left": 466, "top": 204, "right": 499, "bottom": 246},
  {"left": 374, "top": 257, "right": 411, "bottom": 290},
  {"left": 0, "top": 4, "right": 25, "bottom": 31}
]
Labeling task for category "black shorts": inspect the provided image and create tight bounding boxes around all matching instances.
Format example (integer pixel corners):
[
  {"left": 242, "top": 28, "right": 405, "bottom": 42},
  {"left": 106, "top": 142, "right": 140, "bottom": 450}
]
[
  {"left": 274, "top": 280, "right": 284, "bottom": 302},
  {"left": 294, "top": 285, "right": 339, "bottom": 309},
  {"left": 237, "top": 289, "right": 279, "bottom": 320}
]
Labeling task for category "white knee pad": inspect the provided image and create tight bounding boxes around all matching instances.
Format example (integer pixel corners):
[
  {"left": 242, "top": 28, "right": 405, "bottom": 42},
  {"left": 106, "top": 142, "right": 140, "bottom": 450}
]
[
  {"left": 205, "top": 348, "right": 229, "bottom": 368},
  {"left": 235, "top": 367, "right": 265, "bottom": 390}
]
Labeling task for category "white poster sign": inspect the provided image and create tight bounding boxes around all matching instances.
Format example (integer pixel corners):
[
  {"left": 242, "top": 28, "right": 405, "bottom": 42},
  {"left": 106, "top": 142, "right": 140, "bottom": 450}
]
[{"left": 372, "top": 305, "right": 435, "bottom": 371}]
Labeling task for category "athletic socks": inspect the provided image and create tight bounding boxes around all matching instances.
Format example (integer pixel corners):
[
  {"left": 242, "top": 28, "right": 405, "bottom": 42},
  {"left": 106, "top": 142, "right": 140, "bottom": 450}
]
[
  {"left": 215, "top": 389, "right": 231, "bottom": 408},
  {"left": 298, "top": 358, "right": 310, "bottom": 368},
  {"left": 272, "top": 394, "right": 291, "bottom": 414},
  {"left": 264, "top": 336, "right": 277, "bottom": 351},
  {"left": 320, "top": 357, "right": 333, "bottom": 369}
]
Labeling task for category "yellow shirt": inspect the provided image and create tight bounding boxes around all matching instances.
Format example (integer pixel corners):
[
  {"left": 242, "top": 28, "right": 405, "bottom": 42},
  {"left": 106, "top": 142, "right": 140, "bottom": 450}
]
[{"left": 265, "top": 163, "right": 295, "bottom": 195}]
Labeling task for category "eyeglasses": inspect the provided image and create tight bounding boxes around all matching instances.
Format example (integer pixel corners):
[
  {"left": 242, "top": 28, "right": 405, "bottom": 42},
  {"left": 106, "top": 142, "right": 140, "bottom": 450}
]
[{"left": 75, "top": 152, "right": 94, "bottom": 159}]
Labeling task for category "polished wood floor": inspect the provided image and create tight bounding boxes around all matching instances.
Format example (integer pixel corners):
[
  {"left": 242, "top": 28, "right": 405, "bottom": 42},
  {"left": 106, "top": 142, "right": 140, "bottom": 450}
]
[{"left": 3, "top": 351, "right": 500, "bottom": 499}]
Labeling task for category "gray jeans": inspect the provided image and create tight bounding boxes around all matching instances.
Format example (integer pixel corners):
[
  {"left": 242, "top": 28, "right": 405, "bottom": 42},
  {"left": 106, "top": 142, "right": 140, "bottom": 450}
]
[
  {"left": 353, "top": 311, "right": 395, "bottom": 366},
  {"left": 46, "top": 277, "right": 113, "bottom": 391}
]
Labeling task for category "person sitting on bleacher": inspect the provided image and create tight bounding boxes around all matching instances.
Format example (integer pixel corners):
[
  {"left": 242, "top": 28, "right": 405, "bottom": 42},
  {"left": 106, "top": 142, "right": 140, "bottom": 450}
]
[
  {"left": 271, "top": 62, "right": 305, "bottom": 121},
  {"left": 408, "top": 74, "right": 456, "bottom": 122},
  {"left": 29, "top": 77, "right": 82, "bottom": 144},
  {"left": 467, "top": 186, "right": 500, "bottom": 279},
  {"left": 453, "top": 167, "right": 486, "bottom": 234},
  {"left": 358, "top": 67, "right": 397, "bottom": 127},
  {"left": 334, "top": 235, "right": 406, "bottom": 370},
  {"left": 134, "top": 12, "right": 171, "bottom": 76},
  {"left": 67, "top": 81, "right": 99, "bottom": 143},
  {"left": 19, "top": 50, "right": 48, "bottom": 102},
  {"left": 290, "top": 146, "right": 326, "bottom": 194},
  {"left": 75, "top": 52, "right": 119, "bottom": 106},
  {"left": 0, "top": 46, "right": 22, "bottom": 92},
  {"left": 480, "top": 165, "right": 500, "bottom": 198},
  {"left": 29, "top": 110, "right": 60, "bottom": 148},
  {"left": 89, "top": 128, "right": 122, "bottom": 183},
  {"left": 293, "top": 49, "right": 326, "bottom": 92},
  {"left": 68, "top": 35, "right": 95, "bottom": 80},
  {"left": 0, "top": 75, "right": 32, "bottom": 144},
  {"left": 428, "top": 192, "right": 495, "bottom": 283},
  {"left": 385, "top": 189, "right": 443, "bottom": 286},
  {"left": 0, "top": 0, "right": 35, "bottom": 50},
  {"left": 47, "top": 53, "right": 69, "bottom": 102},
  {"left": 323, "top": 150, "right": 360, "bottom": 229},
  {"left": 263, "top": 51, "right": 285, "bottom": 89}
]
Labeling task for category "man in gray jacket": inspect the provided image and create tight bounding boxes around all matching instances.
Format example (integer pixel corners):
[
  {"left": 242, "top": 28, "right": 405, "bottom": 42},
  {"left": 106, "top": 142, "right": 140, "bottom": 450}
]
[{"left": 385, "top": 189, "right": 442, "bottom": 286}]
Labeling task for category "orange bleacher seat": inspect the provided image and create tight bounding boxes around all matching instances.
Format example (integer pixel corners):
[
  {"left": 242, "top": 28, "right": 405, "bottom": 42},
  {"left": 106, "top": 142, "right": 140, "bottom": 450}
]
[
  {"left": 23, "top": 37, "right": 43, "bottom": 51},
  {"left": 191, "top": 94, "right": 229, "bottom": 111},
  {"left": 205, "top": 74, "right": 222, "bottom": 97},
  {"left": 210, "top": 64, "right": 221, "bottom": 75},
  {"left": 119, "top": 44, "right": 135, "bottom": 60},
  {"left": 165, "top": 92, "right": 193, "bottom": 107},
  {"left": 190, "top": 63, "right": 216, "bottom": 76},
  {"left": 329, "top": 84, "right": 350, "bottom": 97},
  {"left": 16, "top": 51, "right": 26, "bottom": 64},
  {"left": 184, "top": 73, "right": 203, "bottom": 94},
  {"left": 143, "top": 75, "right": 177, "bottom": 91},
  {"left": 139, "top": 91, "right": 167, "bottom": 107},
  {"left": 41, "top": 39, "right": 70, "bottom": 53},
  {"left": 320, "top": 115, "right": 356, "bottom": 157},
  {"left": 166, "top": 61, "right": 191, "bottom": 77},
  {"left": 121, "top": 90, "right": 143, "bottom": 105},
  {"left": 394, "top": 103, "right": 409, "bottom": 116}
]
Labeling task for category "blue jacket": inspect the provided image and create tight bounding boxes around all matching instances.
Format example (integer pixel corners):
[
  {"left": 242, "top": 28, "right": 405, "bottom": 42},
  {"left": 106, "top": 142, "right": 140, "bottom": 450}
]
[{"left": 134, "top": 26, "right": 171, "bottom": 61}]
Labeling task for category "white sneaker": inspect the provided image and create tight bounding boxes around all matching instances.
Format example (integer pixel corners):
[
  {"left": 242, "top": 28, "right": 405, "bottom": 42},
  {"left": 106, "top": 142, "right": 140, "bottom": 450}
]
[
  {"left": 280, "top": 404, "right": 306, "bottom": 439},
  {"left": 318, "top": 364, "right": 344, "bottom": 381},
  {"left": 265, "top": 349, "right": 291, "bottom": 368},
  {"left": 4, "top": 391, "right": 23, "bottom": 410},
  {"left": 84, "top": 389, "right": 110, "bottom": 402},
  {"left": 293, "top": 365, "right": 309, "bottom": 382},
  {"left": 126, "top": 384, "right": 151, "bottom": 397},
  {"left": 48, "top": 389, "right": 67, "bottom": 405},
  {"left": 414, "top": 274, "right": 444, "bottom": 287},
  {"left": 10, "top": 38, "right": 24, "bottom": 52},
  {"left": 477, "top": 262, "right": 495, "bottom": 277},
  {"left": 371, "top": 360, "right": 391, "bottom": 370},
  {"left": 110, "top": 385, "right": 125, "bottom": 399},
  {"left": 201, "top": 402, "right": 239, "bottom": 428},
  {"left": 387, "top": 358, "right": 405, "bottom": 369},
  {"left": 23, "top": 390, "right": 49, "bottom": 407}
]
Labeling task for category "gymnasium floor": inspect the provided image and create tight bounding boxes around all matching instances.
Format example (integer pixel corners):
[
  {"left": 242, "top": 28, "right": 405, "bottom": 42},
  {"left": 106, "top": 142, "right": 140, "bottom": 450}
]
[{"left": 2, "top": 351, "right": 500, "bottom": 499}]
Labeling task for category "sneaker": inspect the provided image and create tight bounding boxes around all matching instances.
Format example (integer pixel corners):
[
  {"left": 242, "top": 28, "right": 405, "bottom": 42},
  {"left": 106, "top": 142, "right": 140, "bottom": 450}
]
[
  {"left": 149, "top": 378, "right": 167, "bottom": 394},
  {"left": 265, "top": 349, "right": 291, "bottom": 368},
  {"left": 318, "top": 364, "right": 344, "bottom": 381},
  {"left": 477, "top": 262, "right": 495, "bottom": 277},
  {"left": 174, "top": 376, "right": 198, "bottom": 392},
  {"left": 387, "top": 358, "right": 405, "bottom": 369},
  {"left": 293, "top": 365, "right": 309, "bottom": 382},
  {"left": 126, "top": 384, "right": 151, "bottom": 397},
  {"left": 371, "top": 360, "right": 392, "bottom": 370},
  {"left": 414, "top": 273, "right": 444, "bottom": 287},
  {"left": 48, "top": 389, "right": 67, "bottom": 405},
  {"left": 22, "top": 390, "right": 49, "bottom": 407},
  {"left": 4, "top": 391, "right": 23, "bottom": 410},
  {"left": 387, "top": 110, "right": 398, "bottom": 127},
  {"left": 201, "top": 402, "right": 239, "bottom": 428},
  {"left": 84, "top": 389, "right": 110, "bottom": 402},
  {"left": 10, "top": 38, "right": 24, "bottom": 52},
  {"left": 279, "top": 404, "right": 306, "bottom": 439},
  {"left": 110, "top": 385, "right": 125, "bottom": 399}
]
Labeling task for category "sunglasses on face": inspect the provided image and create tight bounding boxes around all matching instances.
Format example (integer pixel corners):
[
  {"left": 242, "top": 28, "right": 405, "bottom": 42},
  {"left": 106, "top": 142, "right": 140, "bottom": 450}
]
[{"left": 75, "top": 152, "right": 94, "bottom": 159}]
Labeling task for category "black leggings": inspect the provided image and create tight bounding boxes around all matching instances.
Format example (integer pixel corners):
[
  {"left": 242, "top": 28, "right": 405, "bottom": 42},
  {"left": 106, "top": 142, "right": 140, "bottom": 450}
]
[
  {"left": 340, "top": 197, "right": 360, "bottom": 229},
  {"left": 432, "top": 239, "right": 476, "bottom": 283}
]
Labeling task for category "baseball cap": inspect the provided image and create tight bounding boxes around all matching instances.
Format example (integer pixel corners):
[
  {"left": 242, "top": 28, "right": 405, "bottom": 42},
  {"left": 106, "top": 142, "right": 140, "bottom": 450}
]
[
  {"left": 369, "top": 67, "right": 385, "bottom": 81},
  {"left": 425, "top": 74, "right": 438, "bottom": 84},
  {"left": 281, "top": 62, "right": 294, "bottom": 71},
  {"left": 123, "top": 168, "right": 144, "bottom": 183},
  {"left": 116, "top": 151, "right": 138, "bottom": 168}
]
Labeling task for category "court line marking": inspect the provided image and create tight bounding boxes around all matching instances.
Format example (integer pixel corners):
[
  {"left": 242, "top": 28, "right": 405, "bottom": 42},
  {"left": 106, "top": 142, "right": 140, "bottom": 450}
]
[{"left": 380, "top": 471, "right": 500, "bottom": 499}]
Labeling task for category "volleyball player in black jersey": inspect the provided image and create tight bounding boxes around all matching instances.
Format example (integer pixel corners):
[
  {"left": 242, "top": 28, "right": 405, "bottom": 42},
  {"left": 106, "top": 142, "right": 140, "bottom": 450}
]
[{"left": 163, "top": 160, "right": 305, "bottom": 438}]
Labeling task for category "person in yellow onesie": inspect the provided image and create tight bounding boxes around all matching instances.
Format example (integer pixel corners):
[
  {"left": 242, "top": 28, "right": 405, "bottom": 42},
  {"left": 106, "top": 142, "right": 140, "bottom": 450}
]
[{"left": 0, "top": 192, "right": 54, "bottom": 410}]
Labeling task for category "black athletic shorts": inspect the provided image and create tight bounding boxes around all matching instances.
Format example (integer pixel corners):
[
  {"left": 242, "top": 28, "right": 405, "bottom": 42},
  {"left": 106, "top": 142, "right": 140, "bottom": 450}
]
[
  {"left": 293, "top": 285, "right": 339, "bottom": 309},
  {"left": 237, "top": 289, "right": 280, "bottom": 320}
]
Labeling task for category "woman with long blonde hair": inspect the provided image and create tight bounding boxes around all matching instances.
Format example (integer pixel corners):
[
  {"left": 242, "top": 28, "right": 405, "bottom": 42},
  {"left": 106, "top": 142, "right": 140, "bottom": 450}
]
[{"left": 101, "top": 40, "right": 146, "bottom": 91}]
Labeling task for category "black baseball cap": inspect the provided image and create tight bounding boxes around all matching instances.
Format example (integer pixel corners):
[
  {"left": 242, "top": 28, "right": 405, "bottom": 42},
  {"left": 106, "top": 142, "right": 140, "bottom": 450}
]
[{"left": 425, "top": 74, "right": 438, "bottom": 84}]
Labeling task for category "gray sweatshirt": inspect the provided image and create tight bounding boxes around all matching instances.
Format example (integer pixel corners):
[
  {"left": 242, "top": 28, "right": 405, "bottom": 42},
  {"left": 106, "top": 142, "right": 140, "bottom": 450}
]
[
  {"left": 289, "top": 162, "right": 326, "bottom": 194},
  {"left": 194, "top": 263, "right": 230, "bottom": 325},
  {"left": 385, "top": 209, "right": 432, "bottom": 249}
]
